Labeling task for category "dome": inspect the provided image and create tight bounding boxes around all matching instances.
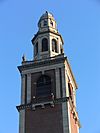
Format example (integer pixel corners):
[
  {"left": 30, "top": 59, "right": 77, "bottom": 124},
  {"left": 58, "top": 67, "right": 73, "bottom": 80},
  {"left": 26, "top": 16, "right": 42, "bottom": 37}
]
[
  {"left": 40, "top": 11, "right": 54, "bottom": 20},
  {"left": 38, "top": 11, "right": 55, "bottom": 26}
]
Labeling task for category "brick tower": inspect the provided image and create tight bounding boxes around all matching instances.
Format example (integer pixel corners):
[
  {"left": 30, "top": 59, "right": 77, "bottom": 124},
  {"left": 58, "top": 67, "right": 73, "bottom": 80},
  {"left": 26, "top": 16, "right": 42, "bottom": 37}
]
[{"left": 17, "top": 11, "right": 80, "bottom": 133}]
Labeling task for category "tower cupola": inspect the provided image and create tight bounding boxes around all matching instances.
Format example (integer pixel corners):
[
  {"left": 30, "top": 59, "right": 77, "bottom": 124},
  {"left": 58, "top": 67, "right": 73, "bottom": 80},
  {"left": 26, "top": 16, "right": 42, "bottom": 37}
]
[
  {"left": 38, "top": 11, "right": 57, "bottom": 33},
  {"left": 32, "top": 11, "right": 64, "bottom": 60}
]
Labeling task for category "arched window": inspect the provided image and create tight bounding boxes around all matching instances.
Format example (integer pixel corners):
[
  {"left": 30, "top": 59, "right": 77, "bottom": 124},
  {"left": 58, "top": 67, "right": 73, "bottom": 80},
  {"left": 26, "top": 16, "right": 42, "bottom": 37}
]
[
  {"left": 34, "top": 42, "right": 38, "bottom": 55},
  {"left": 50, "top": 20, "right": 53, "bottom": 27},
  {"left": 43, "top": 20, "right": 47, "bottom": 26},
  {"left": 61, "top": 48, "right": 63, "bottom": 54},
  {"left": 52, "top": 39, "right": 57, "bottom": 52},
  {"left": 42, "top": 38, "right": 48, "bottom": 52},
  {"left": 36, "top": 75, "right": 51, "bottom": 97}
]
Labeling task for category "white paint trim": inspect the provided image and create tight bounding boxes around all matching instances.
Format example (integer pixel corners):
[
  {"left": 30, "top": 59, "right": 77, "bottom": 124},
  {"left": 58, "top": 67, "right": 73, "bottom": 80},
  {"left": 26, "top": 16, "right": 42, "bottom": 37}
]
[
  {"left": 19, "top": 110, "right": 25, "bottom": 133},
  {"left": 27, "top": 73, "right": 31, "bottom": 103}
]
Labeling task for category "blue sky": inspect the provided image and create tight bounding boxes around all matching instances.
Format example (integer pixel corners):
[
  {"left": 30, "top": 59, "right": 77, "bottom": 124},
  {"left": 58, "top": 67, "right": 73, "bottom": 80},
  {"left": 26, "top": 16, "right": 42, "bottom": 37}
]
[{"left": 0, "top": 0, "right": 100, "bottom": 133}]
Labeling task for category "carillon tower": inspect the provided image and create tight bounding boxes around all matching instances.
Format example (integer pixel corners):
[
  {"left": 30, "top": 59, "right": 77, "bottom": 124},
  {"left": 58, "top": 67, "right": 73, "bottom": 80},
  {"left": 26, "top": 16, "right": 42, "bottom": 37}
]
[{"left": 17, "top": 11, "right": 80, "bottom": 133}]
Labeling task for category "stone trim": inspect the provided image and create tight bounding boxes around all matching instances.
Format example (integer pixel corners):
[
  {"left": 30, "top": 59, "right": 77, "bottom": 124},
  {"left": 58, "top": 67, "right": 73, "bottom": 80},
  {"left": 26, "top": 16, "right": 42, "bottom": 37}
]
[
  {"left": 27, "top": 73, "right": 31, "bottom": 103},
  {"left": 21, "top": 74, "right": 25, "bottom": 104},
  {"left": 22, "top": 63, "right": 64, "bottom": 75},
  {"left": 61, "top": 66, "right": 66, "bottom": 97},
  {"left": 18, "top": 55, "right": 65, "bottom": 73},
  {"left": 55, "top": 68, "right": 61, "bottom": 98},
  {"left": 16, "top": 97, "right": 69, "bottom": 112},
  {"left": 19, "top": 110, "right": 25, "bottom": 133},
  {"left": 31, "top": 30, "right": 64, "bottom": 44},
  {"left": 65, "top": 59, "right": 78, "bottom": 89},
  {"left": 62, "top": 102, "right": 69, "bottom": 133}
]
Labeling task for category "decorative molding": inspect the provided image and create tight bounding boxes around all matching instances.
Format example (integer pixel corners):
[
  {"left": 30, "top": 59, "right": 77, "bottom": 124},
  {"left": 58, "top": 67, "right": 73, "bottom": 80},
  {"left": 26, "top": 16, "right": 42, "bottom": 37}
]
[
  {"left": 18, "top": 55, "right": 65, "bottom": 73},
  {"left": 31, "top": 29, "right": 64, "bottom": 44},
  {"left": 16, "top": 97, "right": 69, "bottom": 112}
]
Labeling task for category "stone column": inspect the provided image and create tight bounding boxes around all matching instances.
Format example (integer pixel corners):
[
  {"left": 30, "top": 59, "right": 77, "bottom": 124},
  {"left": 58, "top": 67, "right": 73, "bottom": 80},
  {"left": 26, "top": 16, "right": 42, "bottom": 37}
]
[
  {"left": 21, "top": 74, "right": 25, "bottom": 105},
  {"left": 27, "top": 73, "right": 31, "bottom": 103},
  {"left": 19, "top": 110, "right": 25, "bottom": 133},
  {"left": 49, "top": 36, "right": 52, "bottom": 57},
  {"left": 62, "top": 102, "right": 70, "bottom": 133},
  {"left": 57, "top": 38, "right": 60, "bottom": 54},
  {"left": 38, "top": 38, "right": 41, "bottom": 59},
  {"left": 65, "top": 71, "right": 69, "bottom": 97},
  {"left": 61, "top": 66, "right": 66, "bottom": 97},
  {"left": 55, "top": 68, "right": 61, "bottom": 98},
  {"left": 73, "top": 90, "right": 76, "bottom": 107}
]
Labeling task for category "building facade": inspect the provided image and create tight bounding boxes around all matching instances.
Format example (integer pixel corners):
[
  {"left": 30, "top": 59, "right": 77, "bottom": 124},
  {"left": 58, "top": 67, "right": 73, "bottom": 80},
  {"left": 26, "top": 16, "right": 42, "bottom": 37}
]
[{"left": 17, "top": 11, "right": 80, "bottom": 133}]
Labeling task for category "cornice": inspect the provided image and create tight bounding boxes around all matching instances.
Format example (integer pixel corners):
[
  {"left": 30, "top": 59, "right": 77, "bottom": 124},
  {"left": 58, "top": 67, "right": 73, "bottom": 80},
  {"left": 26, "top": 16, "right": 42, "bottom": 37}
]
[
  {"left": 31, "top": 29, "right": 64, "bottom": 44},
  {"left": 16, "top": 97, "right": 69, "bottom": 112},
  {"left": 18, "top": 55, "right": 66, "bottom": 73}
]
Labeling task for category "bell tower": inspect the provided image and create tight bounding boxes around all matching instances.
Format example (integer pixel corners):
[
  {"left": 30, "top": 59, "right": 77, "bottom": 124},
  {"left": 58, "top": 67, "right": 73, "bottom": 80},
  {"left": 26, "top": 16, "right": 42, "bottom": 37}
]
[
  {"left": 32, "top": 11, "right": 64, "bottom": 60},
  {"left": 17, "top": 11, "right": 80, "bottom": 133}
]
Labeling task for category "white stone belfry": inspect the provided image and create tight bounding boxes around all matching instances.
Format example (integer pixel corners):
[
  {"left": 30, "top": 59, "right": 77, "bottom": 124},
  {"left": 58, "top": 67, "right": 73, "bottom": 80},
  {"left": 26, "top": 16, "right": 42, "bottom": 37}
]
[{"left": 32, "top": 11, "right": 64, "bottom": 60}]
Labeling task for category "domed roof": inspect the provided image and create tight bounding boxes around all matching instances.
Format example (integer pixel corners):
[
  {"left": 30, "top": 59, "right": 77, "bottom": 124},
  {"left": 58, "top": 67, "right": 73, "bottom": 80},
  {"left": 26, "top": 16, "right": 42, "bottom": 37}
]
[
  {"left": 38, "top": 11, "right": 55, "bottom": 26},
  {"left": 40, "top": 11, "right": 54, "bottom": 20}
]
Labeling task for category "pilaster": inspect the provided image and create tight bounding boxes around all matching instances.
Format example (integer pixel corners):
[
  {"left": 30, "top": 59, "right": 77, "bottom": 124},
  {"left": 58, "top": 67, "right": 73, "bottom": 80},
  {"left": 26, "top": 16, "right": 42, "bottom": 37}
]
[
  {"left": 19, "top": 110, "right": 25, "bottom": 133},
  {"left": 61, "top": 66, "right": 66, "bottom": 97},
  {"left": 27, "top": 73, "right": 31, "bottom": 103},
  {"left": 55, "top": 68, "right": 61, "bottom": 98},
  {"left": 62, "top": 102, "right": 70, "bottom": 133},
  {"left": 21, "top": 74, "right": 25, "bottom": 105}
]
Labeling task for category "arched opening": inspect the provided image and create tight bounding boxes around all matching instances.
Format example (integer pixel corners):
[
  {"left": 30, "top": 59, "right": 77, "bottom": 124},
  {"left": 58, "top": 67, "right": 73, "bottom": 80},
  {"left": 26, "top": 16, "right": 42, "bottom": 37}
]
[
  {"left": 52, "top": 39, "right": 57, "bottom": 52},
  {"left": 43, "top": 20, "right": 47, "bottom": 26},
  {"left": 42, "top": 38, "right": 48, "bottom": 52},
  {"left": 36, "top": 75, "right": 51, "bottom": 97}
]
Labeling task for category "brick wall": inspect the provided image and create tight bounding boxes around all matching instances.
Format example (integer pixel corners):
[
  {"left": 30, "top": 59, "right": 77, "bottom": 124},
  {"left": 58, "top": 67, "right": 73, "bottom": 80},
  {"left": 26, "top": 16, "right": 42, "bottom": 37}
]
[
  {"left": 70, "top": 111, "right": 78, "bottom": 133},
  {"left": 25, "top": 104, "right": 63, "bottom": 133}
]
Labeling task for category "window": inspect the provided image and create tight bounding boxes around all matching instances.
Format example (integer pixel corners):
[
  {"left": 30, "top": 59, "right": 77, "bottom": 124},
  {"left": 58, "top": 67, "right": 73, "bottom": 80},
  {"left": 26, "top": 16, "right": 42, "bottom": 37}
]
[
  {"left": 34, "top": 42, "right": 38, "bottom": 55},
  {"left": 44, "top": 20, "right": 47, "bottom": 26},
  {"left": 61, "top": 48, "right": 63, "bottom": 54},
  {"left": 50, "top": 20, "right": 53, "bottom": 27},
  {"left": 42, "top": 38, "right": 48, "bottom": 52},
  {"left": 36, "top": 75, "right": 51, "bottom": 97},
  {"left": 52, "top": 39, "right": 57, "bottom": 52}
]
